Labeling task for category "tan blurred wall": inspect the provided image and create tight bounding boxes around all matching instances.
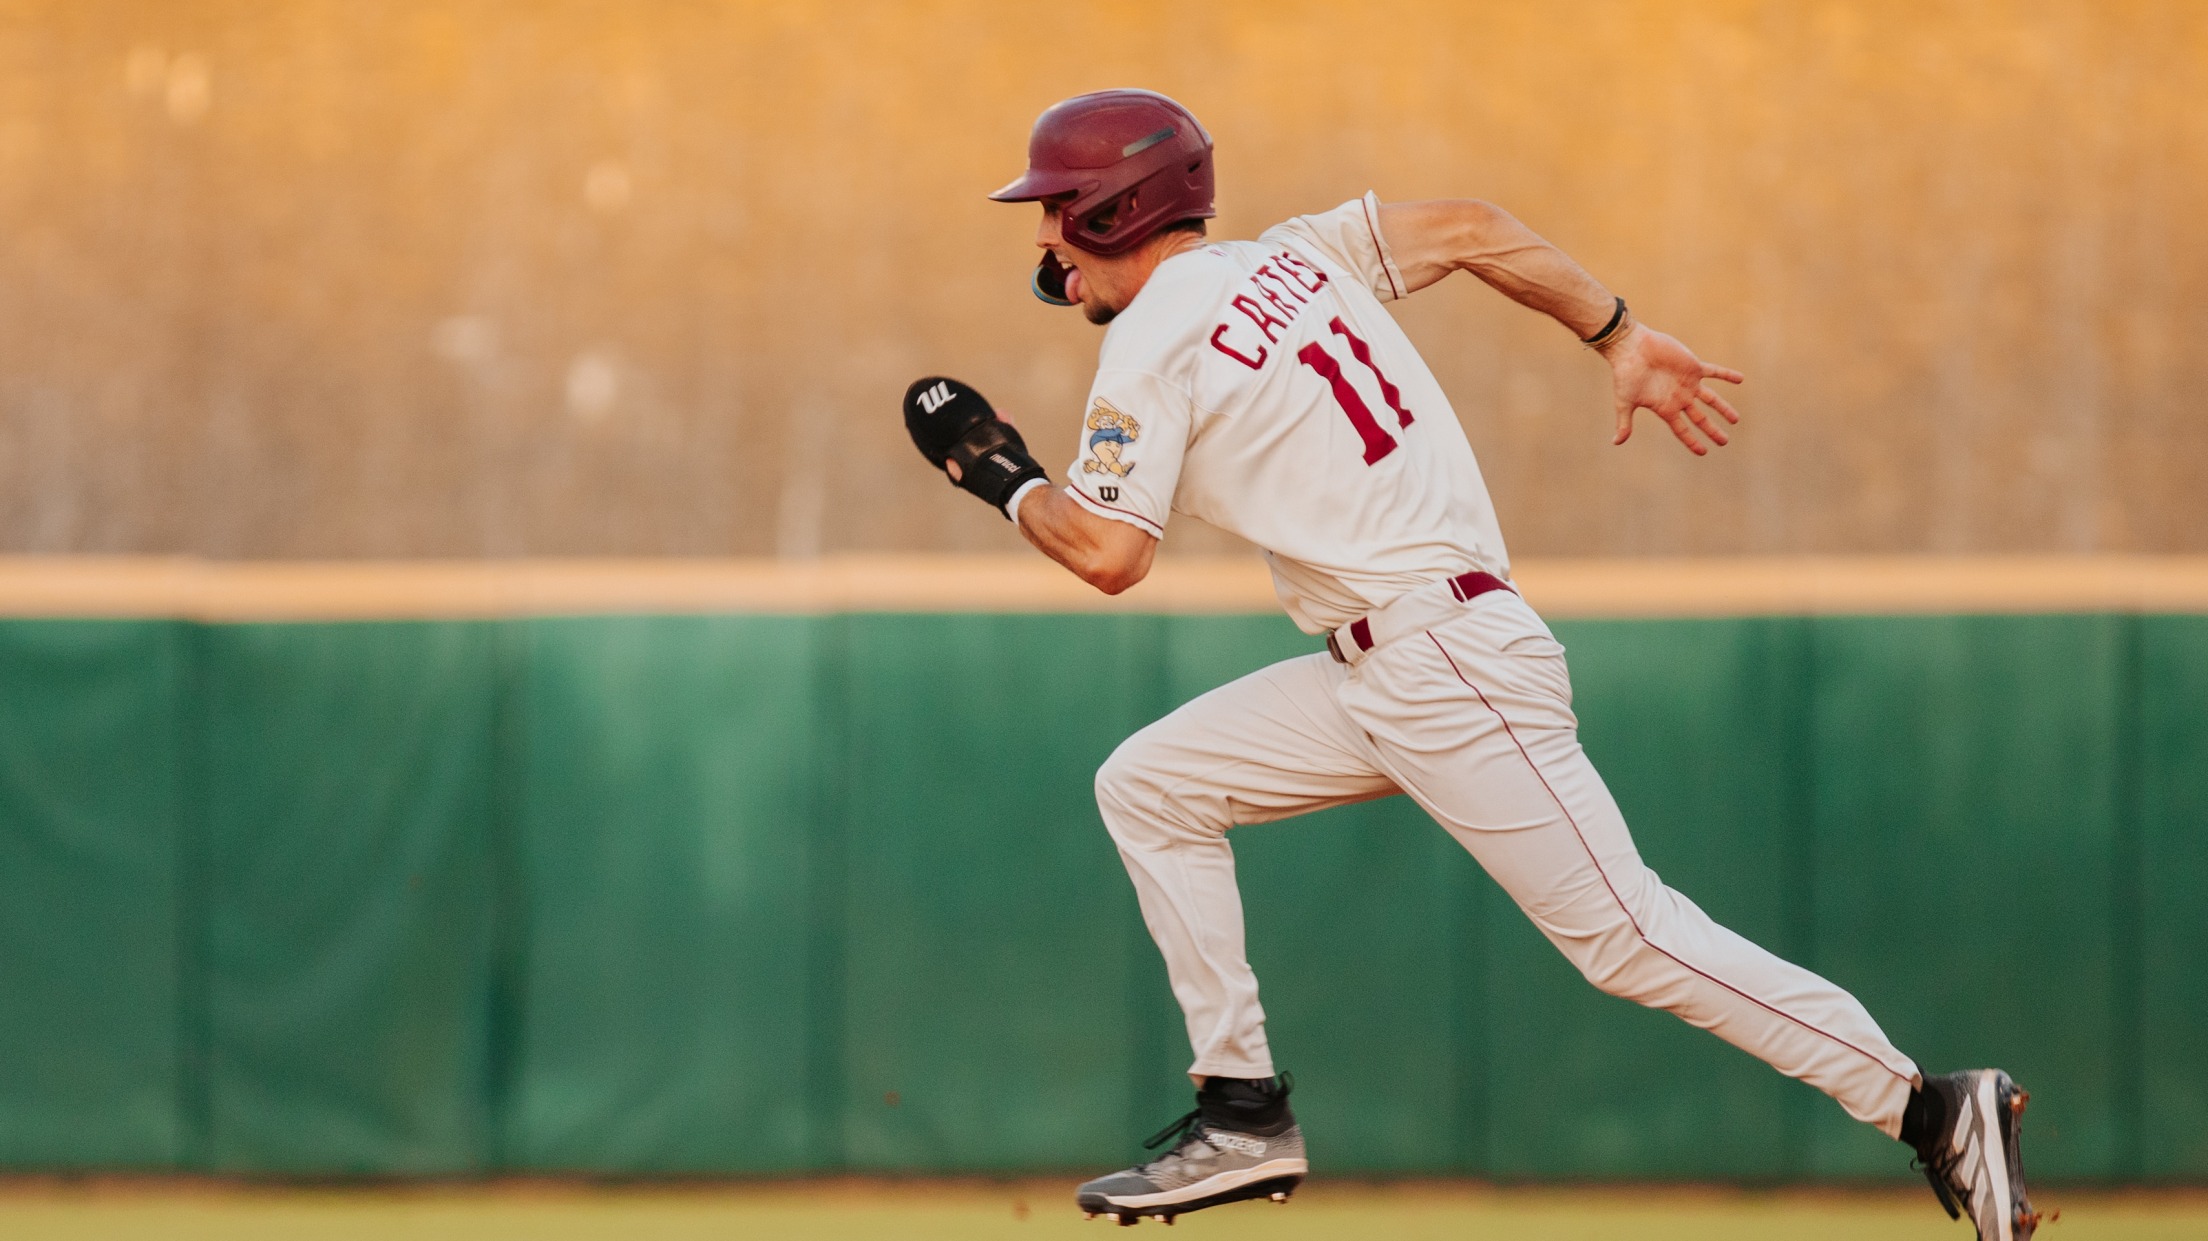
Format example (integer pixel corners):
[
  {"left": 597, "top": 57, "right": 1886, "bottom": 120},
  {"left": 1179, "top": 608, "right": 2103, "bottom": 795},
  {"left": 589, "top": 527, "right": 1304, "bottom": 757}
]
[{"left": 0, "top": 0, "right": 2200, "bottom": 559}]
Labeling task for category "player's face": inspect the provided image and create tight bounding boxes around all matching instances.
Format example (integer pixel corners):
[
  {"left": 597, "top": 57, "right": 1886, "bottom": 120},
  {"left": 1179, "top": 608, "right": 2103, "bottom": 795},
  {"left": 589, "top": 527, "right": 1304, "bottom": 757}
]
[{"left": 1037, "top": 199, "right": 1129, "bottom": 325}]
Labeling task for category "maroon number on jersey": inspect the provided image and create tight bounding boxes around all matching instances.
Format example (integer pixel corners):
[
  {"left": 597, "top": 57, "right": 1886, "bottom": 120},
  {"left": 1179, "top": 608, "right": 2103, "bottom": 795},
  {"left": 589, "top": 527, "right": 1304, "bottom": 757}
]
[{"left": 1297, "top": 316, "right": 1414, "bottom": 465}]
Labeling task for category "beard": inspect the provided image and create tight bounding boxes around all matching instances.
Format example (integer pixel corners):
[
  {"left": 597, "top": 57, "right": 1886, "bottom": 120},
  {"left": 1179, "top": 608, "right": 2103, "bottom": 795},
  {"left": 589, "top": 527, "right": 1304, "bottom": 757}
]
[{"left": 1083, "top": 299, "right": 1119, "bottom": 325}]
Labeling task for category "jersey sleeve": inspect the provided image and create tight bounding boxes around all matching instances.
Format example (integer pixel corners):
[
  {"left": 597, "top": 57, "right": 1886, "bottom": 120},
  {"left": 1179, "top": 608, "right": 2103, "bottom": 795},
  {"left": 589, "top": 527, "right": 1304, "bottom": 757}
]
[
  {"left": 1061, "top": 368, "right": 1190, "bottom": 539},
  {"left": 1259, "top": 191, "right": 1408, "bottom": 303}
]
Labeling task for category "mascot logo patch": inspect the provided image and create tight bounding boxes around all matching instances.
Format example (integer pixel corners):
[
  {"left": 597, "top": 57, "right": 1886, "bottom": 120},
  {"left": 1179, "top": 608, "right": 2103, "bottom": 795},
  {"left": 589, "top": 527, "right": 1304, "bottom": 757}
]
[{"left": 1083, "top": 399, "right": 1140, "bottom": 477}]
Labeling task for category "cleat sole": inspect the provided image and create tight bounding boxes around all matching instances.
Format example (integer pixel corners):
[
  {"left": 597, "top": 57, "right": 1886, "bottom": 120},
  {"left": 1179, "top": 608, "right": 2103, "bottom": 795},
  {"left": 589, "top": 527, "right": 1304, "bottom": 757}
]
[
  {"left": 1079, "top": 1176, "right": 1303, "bottom": 1224},
  {"left": 1993, "top": 1073, "right": 2038, "bottom": 1241}
]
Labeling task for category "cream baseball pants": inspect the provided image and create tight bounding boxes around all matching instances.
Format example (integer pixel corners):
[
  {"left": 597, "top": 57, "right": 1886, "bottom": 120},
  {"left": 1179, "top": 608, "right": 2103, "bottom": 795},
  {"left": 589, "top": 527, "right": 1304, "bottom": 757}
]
[{"left": 1093, "top": 582, "right": 1919, "bottom": 1135}]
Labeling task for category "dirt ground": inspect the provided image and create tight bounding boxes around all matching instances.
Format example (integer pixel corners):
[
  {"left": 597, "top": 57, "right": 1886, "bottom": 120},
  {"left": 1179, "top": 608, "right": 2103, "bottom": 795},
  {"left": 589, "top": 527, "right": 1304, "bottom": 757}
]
[{"left": 2, "top": 1180, "right": 2203, "bottom": 1241}]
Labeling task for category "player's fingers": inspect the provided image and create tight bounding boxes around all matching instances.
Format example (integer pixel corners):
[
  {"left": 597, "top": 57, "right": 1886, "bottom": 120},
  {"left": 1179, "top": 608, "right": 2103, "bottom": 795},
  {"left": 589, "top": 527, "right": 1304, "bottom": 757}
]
[
  {"left": 1613, "top": 400, "right": 1635, "bottom": 445},
  {"left": 1659, "top": 407, "right": 1709, "bottom": 455},
  {"left": 1701, "top": 362, "right": 1746, "bottom": 385},
  {"left": 1684, "top": 401, "right": 1730, "bottom": 447},
  {"left": 1699, "top": 386, "right": 1743, "bottom": 424},
  {"left": 945, "top": 459, "right": 964, "bottom": 482}
]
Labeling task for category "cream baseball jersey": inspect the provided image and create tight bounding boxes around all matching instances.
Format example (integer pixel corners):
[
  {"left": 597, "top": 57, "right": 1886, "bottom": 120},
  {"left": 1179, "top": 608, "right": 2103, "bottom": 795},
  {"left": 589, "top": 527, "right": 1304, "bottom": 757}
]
[{"left": 1062, "top": 192, "right": 1513, "bottom": 634}]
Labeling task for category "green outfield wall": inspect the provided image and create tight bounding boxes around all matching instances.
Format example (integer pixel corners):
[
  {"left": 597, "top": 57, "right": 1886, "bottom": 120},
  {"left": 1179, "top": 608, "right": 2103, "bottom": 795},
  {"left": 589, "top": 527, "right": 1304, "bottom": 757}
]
[{"left": 0, "top": 612, "right": 2202, "bottom": 1181}]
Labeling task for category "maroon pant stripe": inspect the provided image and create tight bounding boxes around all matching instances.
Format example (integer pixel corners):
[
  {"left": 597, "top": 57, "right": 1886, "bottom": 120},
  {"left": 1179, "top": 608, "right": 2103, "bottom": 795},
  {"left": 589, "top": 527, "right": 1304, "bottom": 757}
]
[{"left": 1423, "top": 631, "right": 1913, "bottom": 1088}]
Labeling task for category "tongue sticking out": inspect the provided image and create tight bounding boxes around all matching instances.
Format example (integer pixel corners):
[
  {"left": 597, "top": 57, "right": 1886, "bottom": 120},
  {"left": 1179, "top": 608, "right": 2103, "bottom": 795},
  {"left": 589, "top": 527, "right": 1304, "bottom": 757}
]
[{"left": 1062, "top": 262, "right": 1085, "bottom": 305}]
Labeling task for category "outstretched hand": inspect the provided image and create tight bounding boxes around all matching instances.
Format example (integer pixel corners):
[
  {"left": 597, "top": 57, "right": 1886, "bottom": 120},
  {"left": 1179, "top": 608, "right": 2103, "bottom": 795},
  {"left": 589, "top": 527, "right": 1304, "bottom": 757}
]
[{"left": 1602, "top": 326, "right": 1744, "bottom": 455}]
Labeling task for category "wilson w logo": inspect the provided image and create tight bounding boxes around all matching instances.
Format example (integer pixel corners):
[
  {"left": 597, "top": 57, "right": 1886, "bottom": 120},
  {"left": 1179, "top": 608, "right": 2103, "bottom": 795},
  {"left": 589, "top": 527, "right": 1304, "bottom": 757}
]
[{"left": 917, "top": 381, "right": 955, "bottom": 414}]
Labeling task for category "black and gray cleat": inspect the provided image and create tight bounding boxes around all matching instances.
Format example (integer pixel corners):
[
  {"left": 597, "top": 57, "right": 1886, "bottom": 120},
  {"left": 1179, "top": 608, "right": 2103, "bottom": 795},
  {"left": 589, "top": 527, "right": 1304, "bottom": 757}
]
[
  {"left": 1076, "top": 1076, "right": 1307, "bottom": 1226},
  {"left": 1913, "top": 1069, "right": 2040, "bottom": 1241}
]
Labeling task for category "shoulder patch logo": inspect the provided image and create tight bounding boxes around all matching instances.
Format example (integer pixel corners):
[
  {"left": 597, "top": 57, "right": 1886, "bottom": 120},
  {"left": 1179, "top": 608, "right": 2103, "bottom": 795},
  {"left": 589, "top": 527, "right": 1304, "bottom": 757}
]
[{"left": 1082, "top": 398, "right": 1140, "bottom": 478}]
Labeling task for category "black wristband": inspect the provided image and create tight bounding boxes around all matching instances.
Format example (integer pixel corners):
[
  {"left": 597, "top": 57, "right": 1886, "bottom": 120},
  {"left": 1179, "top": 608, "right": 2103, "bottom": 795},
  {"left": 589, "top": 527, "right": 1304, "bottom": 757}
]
[
  {"left": 1582, "top": 297, "right": 1629, "bottom": 348},
  {"left": 945, "top": 421, "right": 1049, "bottom": 517}
]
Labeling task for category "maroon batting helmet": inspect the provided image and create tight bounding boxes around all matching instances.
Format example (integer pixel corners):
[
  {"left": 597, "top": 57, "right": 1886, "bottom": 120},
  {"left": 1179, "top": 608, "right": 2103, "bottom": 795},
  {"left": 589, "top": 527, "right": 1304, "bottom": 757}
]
[{"left": 990, "top": 89, "right": 1215, "bottom": 258}]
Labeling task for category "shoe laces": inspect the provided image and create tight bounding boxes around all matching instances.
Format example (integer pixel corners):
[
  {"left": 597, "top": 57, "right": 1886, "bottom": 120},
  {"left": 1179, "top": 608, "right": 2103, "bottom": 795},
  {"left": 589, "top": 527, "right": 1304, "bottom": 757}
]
[
  {"left": 1142, "top": 1107, "right": 1207, "bottom": 1156},
  {"left": 1140, "top": 1071, "right": 1295, "bottom": 1160},
  {"left": 1909, "top": 1093, "right": 1970, "bottom": 1223},
  {"left": 1912, "top": 1153, "right": 1965, "bottom": 1221}
]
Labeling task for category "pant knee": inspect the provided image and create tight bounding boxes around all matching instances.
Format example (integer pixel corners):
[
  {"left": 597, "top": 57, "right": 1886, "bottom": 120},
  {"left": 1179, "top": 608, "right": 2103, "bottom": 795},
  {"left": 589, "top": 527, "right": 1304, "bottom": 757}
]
[
  {"left": 1551, "top": 899, "right": 1675, "bottom": 1005},
  {"left": 1095, "top": 731, "right": 1220, "bottom": 850},
  {"left": 1576, "top": 933, "right": 1672, "bottom": 1003},
  {"left": 1094, "top": 735, "right": 1153, "bottom": 842}
]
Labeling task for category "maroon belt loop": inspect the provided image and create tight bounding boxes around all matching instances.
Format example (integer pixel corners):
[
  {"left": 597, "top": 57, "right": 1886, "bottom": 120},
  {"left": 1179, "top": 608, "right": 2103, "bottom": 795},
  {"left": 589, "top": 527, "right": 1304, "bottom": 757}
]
[
  {"left": 1325, "top": 619, "right": 1374, "bottom": 664},
  {"left": 1452, "top": 570, "right": 1512, "bottom": 602}
]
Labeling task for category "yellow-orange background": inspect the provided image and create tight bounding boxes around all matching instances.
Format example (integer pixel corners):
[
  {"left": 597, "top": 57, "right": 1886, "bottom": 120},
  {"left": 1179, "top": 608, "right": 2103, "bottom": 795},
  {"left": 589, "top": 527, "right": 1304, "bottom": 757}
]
[{"left": 0, "top": 0, "right": 2200, "bottom": 559}]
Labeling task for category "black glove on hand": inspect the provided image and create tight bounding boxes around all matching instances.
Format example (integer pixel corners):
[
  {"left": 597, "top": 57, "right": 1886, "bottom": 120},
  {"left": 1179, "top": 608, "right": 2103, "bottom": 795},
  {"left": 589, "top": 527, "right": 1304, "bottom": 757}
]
[{"left": 902, "top": 376, "right": 1049, "bottom": 518}]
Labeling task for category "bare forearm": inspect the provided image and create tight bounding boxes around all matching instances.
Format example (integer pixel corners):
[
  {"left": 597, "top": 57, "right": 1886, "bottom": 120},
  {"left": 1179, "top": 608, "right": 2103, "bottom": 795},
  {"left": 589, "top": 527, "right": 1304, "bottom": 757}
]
[
  {"left": 1376, "top": 196, "right": 1743, "bottom": 454},
  {"left": 1380, "top": 199, "right": 1623, "bottom": 340},
  {"left": 1455, "top": 208, "right": 1618, "bottom": 338},
  {"left": 1015, "top": 485, "right": 1158, "bottom": 595}
]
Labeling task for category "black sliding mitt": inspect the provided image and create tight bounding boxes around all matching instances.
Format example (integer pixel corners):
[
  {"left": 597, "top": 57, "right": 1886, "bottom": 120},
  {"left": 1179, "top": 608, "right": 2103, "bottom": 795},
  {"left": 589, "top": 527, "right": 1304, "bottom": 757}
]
[{"left": 902, "top": 376, "right": 1049, "bottom": 518}]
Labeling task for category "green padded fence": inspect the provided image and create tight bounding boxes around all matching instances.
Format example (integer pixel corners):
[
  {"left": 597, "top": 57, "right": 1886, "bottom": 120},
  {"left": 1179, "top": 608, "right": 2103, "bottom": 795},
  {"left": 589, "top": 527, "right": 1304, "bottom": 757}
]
[{"left": 0, "top": 612, "right": 2200, "bottom": 1181}]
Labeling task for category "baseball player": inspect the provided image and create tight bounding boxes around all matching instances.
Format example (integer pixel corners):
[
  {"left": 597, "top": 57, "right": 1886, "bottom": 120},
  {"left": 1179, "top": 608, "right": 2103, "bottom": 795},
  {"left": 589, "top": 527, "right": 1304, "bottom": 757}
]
[{"left": 901, "top": 89, "right": 2037, "bottom": 1237}]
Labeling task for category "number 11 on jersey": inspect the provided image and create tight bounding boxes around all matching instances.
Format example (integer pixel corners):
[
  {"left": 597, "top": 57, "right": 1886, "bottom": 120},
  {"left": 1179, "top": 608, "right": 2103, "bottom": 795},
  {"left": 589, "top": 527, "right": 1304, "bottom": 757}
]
[{"left": 1296, "top": 316, "right": 1415, "bottom": 465}]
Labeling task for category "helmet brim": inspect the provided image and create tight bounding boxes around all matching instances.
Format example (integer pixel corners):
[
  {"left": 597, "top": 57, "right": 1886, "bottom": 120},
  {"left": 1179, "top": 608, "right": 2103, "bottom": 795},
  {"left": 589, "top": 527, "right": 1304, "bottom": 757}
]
[{"left": 987, "top": 167, "right": 1091, "bottom": 203}]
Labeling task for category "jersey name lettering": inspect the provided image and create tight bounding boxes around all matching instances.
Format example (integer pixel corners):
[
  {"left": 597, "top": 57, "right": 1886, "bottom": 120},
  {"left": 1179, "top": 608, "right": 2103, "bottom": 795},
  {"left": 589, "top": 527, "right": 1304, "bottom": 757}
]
[{"left": 1208, "top": 250, "right": 1332, "bottom": 371}]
